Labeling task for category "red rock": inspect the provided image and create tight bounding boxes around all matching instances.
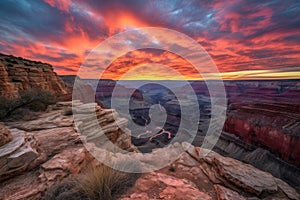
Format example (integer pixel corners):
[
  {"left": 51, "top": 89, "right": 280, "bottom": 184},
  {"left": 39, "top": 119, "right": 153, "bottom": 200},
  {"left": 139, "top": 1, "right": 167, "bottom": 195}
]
[
  {"left": 214, "top": 184, "right": 246, "bottom": 200},
  {"left": 121, "top": 172, "right": 212, "bottom": 200},
  {"left": 224, "top": 102, "right": 300, "bottom": 166},
  {"left": 0, "top": 53, "right": 68, "bottom": 98}
]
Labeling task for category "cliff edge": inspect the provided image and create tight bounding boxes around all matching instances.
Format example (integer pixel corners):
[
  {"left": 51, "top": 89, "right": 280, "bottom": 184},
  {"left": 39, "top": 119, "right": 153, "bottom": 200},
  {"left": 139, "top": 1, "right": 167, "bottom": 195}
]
[{"left": 0, "top": 53, "right": 68, "bottom": 98}]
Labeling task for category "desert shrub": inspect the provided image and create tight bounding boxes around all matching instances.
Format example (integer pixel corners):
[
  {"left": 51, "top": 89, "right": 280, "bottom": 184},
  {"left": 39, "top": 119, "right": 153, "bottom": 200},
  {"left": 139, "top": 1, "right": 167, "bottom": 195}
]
[
  {"left": 44, "top": 162, "right": 140, "bottom": 200},
  {"left": 0, "top": 88, "right": 57, "bottom": 120}
]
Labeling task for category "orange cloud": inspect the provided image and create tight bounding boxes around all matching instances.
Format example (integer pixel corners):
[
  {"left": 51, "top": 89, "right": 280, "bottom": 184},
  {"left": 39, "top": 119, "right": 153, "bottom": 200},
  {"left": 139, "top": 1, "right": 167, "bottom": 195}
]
[
  {"left": 1, "top": 0, "right": 299, "bottom": 80},
  {"left": 44, "top": 0, "right": 72, "bottom": 13},
  {"left": 102, "top": 11, "right": 150, "bottom": 35},
  {"left": 100, "top": 50, "right": 203, "bottom": 80}
]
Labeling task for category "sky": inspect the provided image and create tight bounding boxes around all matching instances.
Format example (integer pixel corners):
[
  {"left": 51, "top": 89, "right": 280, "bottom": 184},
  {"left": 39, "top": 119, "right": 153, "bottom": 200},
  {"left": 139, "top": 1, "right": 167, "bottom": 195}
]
[{"left": 0, "top": 0, "right": 299, "bottom": 80}]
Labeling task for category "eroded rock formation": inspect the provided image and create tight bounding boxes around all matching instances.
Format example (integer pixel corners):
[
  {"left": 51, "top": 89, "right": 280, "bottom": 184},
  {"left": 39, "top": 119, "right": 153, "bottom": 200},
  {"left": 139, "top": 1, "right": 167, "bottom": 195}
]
[
  {"left": 0, "top": 53, "right": 68, "bottom": 97},
  {"left": 0, "top": 101, "right": 136, "bottom": 199},
  {"left": 120, "top": 143, "right": 299, "bottom": 200},
  {"left": 0, "top": 100, "right": 299, "bottom": 199},
  {"left": 224, "top": 102, "right": 300, "bottom": 167}
]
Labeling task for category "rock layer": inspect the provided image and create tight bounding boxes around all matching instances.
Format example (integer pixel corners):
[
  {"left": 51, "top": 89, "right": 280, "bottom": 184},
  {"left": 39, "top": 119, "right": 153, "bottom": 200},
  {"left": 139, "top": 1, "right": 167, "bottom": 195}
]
[
  {"left": 0, "top": 129, "right": 39, "bottom": 181},
  {"left": 73, "top": 102, "right": 138, "bottom": 152},
  {"left": 0, "top": 101, "right": 137, "bottom": 199},
  {"left": 121, "top": 143, "right": 299, "bottom": 200},
  {"left": 224, "top": 102, "right": 300, "bottom": 166},
  {"left": 0, "top": 53, "right": 68, "bottom": 97}
]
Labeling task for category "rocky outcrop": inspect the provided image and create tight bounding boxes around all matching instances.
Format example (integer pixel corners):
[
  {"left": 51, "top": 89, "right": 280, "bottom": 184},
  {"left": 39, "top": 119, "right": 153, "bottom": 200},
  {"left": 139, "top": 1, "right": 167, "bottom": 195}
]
[
  {"left": 0, "top": 100, "right": 299, "bottom": 199},
  {"left": 121, "top": 143, "right": 299, "bottom": 200},
  {"left": 73, "top": 102, "right": 138, "bottom": 152},
  {"left": 0, "top": 53, "right": 68, "bottom": 98},
  {"left": 121, "top": 172, "right": 212, "bottom": 200},
  {"left": 198, "top": 151, "right": 278, "bottom": 195},
  {"left": 0, "top": 62, "right": 15, "bottom": 97},
  {"left": 0, "top": 128, "right": 39, "bottom": 181},
  {"left": 0, "top": 100, "right": 137, "bottom": 199},
  {"left": 203, "top": 131, "right": 300, "bottom": 192}
]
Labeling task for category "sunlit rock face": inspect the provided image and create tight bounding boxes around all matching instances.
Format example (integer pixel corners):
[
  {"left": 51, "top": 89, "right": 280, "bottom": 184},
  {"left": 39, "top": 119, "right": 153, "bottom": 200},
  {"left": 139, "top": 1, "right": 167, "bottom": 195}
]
[{"left": 0, "top": 53, "right": 68, "bottom": 97}]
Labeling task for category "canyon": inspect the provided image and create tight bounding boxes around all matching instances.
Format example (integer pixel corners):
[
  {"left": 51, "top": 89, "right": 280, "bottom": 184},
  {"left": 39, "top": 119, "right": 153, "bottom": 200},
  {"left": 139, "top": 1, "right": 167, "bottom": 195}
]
[
  {"left": 93, "top": 79, "right": 300, "bottom": 190},
  {"left": 0, "top": 101, "right": 299, "bottom": 200},
  {"left": 0, "top": 54, "right": 299, "bottom": 199}
]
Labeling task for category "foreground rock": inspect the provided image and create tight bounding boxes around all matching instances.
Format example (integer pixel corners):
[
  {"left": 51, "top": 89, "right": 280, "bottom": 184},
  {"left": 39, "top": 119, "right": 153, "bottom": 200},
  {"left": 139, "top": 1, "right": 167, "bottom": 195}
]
[
  {"left": 73, "top": 102, "right": 138, "bottom": 152},
  {"left": 121, "top": 172, "right": 212, "bottom": 200},
  {"left": 0, "top": 129, "right": 39, "bottom": 181},
  {"left": 121, "top": 143, "right": 299, "bottom": 200},
  {"left": 0, "top": 101, "right": 298, "bottom": 199},
  {"left": 0, "top": 101, "right": 137, "bottom": 199}
]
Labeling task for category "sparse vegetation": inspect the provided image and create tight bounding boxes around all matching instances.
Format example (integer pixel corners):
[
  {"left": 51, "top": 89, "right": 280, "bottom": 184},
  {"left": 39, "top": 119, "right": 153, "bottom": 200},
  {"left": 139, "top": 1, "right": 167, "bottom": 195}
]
[
  {"left": 44, "top": 162, "right": 140, "bottom": 200},
  {"left": 0, "top": 88, "right": 57, "bottom": 121}
]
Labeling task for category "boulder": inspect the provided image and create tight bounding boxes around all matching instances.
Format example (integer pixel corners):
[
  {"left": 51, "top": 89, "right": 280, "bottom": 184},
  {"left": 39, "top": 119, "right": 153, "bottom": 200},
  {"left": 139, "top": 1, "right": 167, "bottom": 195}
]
[
  {"left": 121, "top": 172, "right": 212, "bottom": 200},
  {"left": 211, "top": 155, "right": 278, "bottom": 195},
  {"left": 0, "top": 129, "right": 39, "bottom": 181}
]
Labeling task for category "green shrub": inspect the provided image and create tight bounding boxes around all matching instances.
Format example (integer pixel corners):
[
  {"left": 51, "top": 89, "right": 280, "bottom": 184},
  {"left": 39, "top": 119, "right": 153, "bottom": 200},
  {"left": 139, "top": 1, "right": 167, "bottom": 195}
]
[
  {"left": 0, "top": 88, "right": 57, "bottom": 121},
  {"left": 44, "top": 163, "right": 140, "bottom": 200}
]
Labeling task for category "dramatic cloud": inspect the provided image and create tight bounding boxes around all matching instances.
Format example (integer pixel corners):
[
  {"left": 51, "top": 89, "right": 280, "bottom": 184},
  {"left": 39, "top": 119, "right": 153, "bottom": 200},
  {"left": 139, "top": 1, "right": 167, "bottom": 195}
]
[{"left": 0, "top": 0, "right": 299, "bottom": 79}]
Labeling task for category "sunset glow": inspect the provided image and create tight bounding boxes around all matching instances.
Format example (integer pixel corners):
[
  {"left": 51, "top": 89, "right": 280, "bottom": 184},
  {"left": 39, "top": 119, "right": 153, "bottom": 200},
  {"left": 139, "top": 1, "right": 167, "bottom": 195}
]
[{"left": 0, "top": 0, "right": 299, "bottom": 80}]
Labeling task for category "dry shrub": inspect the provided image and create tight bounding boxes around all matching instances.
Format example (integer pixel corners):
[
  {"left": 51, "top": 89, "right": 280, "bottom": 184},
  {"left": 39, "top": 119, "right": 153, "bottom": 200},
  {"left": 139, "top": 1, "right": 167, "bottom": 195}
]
[{"left": 44, "top": 161, "right": 140, "bottom": 200}]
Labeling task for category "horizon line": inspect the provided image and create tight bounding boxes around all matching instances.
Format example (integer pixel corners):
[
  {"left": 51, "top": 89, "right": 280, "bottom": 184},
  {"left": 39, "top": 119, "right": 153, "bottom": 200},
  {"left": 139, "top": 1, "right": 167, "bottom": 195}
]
[{"left": 60, "top": 75, "right": 300, "bottom": 81}]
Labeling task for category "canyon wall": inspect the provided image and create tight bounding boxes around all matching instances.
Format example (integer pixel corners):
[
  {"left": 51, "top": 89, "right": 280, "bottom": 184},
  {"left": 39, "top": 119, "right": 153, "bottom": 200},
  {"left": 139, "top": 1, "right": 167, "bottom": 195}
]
[
  {"left": 224, "top": 102, "right": 300, "bottom": 166},
  {"left": 0, "top": 53, "right": 68, "bottom": 98}
]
